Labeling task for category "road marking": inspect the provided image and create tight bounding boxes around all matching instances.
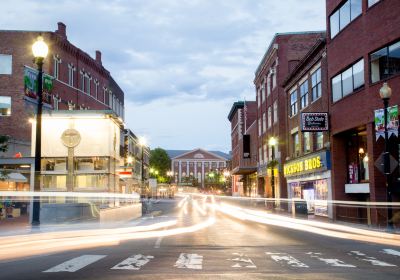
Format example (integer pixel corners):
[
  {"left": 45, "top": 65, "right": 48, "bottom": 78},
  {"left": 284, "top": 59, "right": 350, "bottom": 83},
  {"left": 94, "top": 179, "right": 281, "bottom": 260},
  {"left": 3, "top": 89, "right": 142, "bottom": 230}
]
[
  {"left": 227, "top": 253, "right": 256, "bottom": 268},
  {"left": 349, "top": 251, "right": 396, "bottom": 267},
  {"left": 111, "top": 254, "right": 154, "bottom": 270},
  {"left": 382, "top": 249, "right": 400, "bottom": 257},
  {"left": 154, "top": 227, "right": 167, "bottom": 248},
  {"left": 266, "top": 252, "right": 309, "bottom": 268},
  {"left": 174, "top": 253, "right": 203, "bottom": 270},
  {"left": 306, "top": 252, "right": 355, "bottom": 267},
  {"left": 43, "top": 255, "right": 106, "bottom": 272}
]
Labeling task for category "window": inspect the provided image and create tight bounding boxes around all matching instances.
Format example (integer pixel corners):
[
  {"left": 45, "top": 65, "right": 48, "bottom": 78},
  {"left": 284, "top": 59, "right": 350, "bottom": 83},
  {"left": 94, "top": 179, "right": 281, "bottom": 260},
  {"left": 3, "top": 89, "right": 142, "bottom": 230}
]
[
  {"left": 257, "top": 88, "right": 261, "bottom": 108},
  {"left": 94, "top": 79, "right": 99, "bottom": 99},
  {"left": 263, "top": 144, "right": 267, "bottom": 164},
  {"left": 103, "top": 87, "right": 107, "bottom": 103},
  {"left": 109, "top": 92, "right": 113, "bottom": 108},
  {"left": 370, "top": 40, "right": 400, "bottom": 83},
  {"left": 330, "top": 0, "right": 362, "bottom": 39},
  {"left": 259, "top": 147, "right": 263, "bottom": 164},
  {"left": 303, "top": 132, "right": 311, "bottom": 153},
  {"left": 68, "top": 64, "right": 75, "bottom": 87},
  {"left": 273, "top": 100, "right": 278, "bottom": 123},
  {"left": 267, "top": 75, "right": 271, "bottom": 96},
  {"left": 268, "top": 106, "right": 272, "bottom": 128},
  {"left": 368, "top": 0, "right": 380, "bottom": 7},
  {"left": 271, "top": 68, "right": 277, "bottom": 89},
  {"left": 0, "top": 54, "right": 12, "bottom": 74},
  {"left": 53, "top": 96, "right": 59, "bottom": 110},
  {"left": 258, "top": 118, "right": 261, "bottom": 136},
  {"left": 53, "top": 55, "right": 61, "bottom": 79},
  {"left": 331, "top": 59, "right": 364, "bottom": 102},
  {"left": 300, "top": 80, "right": 309, "bottom": 109},
  {"left": 0, "top": 96, "right": 11, "bottom": 116},
  {"left": 80, "top": 71, "right": 85, "bottom": 92},
  {"left": 293, "top": 132, "right": 300, "bottom": 156},
  {"left": 290, "top": 89, "right": 298, "bottom": 116},
  {"left": 261, "top": 82, "right": 265, "bottom": 104},
  {"left": 316, "top": 132, "right": 324, "bottom": 150},
  {"left": 262, "top": 113, "right": 266, "bottom": 133},
  {"left": 311, "top": 68, "right": 322, "bottom": 101},
  {"left": 86, "top": 74, "right": 92, "bottom": 95}
]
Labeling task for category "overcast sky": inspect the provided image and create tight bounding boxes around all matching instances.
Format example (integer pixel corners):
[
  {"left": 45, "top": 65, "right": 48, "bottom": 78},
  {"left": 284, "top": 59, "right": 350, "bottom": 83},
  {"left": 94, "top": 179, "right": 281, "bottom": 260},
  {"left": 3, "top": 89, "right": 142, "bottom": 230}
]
[{"left": 2, "top": 0, "right": 326, "bottom": 153}]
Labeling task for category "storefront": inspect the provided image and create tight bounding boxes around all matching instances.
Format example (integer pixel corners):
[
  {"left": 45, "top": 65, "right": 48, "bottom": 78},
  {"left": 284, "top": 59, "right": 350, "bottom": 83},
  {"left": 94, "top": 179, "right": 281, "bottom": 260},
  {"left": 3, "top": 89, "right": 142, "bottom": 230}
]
[{"left": 284, "top": 150, "right": 332, "bottom": 218}]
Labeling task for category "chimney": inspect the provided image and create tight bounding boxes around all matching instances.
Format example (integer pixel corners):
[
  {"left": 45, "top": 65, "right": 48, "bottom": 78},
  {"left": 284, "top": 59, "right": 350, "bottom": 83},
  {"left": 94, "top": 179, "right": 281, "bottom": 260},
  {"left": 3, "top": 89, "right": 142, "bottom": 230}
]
[
  {"left": 95, "top": 50, "right": 102, "bottom": 65},
  {"left": 56, "top": 22, "right": 67, "bottom": 39}
]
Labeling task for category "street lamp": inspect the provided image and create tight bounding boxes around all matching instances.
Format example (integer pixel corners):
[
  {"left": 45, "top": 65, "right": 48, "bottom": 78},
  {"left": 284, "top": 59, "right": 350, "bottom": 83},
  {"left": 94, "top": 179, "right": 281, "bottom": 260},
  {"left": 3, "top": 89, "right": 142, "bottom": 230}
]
[
  {"left": 268, "top": 137, "right": 278, "bottom": 208},
  {"left": 32, "top": 35, "right": 48, "bottom": 226},
  {"left": 379, "top": 82, "right": 393, "bottom": 230},
  {"left": 139, "top": 137, "right": 147, "bottom": 197}
]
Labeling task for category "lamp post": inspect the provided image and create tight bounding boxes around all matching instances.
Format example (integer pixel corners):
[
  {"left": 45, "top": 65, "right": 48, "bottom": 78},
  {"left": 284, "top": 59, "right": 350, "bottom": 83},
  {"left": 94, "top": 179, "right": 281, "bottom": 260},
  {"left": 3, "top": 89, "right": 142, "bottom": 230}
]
[
  {"left": 268, "top": 137, "right": 277, "bottom": 209},
  {"left": 31, "top": 36, "right": 48, "bottom": 226},
  {"left": 139, "top": 137, "right": 147, "bottom": 198},
  {"left": 379, "top": 82, "right": 394, "bottom": 230}
]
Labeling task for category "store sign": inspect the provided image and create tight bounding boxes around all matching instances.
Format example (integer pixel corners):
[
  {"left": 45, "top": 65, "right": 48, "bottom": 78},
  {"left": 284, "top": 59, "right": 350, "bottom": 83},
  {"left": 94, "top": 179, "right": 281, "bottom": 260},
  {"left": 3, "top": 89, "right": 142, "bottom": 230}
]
[
  {"left": 374, "top": 105, "right": 399, "bottom": 140},
  {"left": 284, "top": 151, "right": 330, "bottom": 177},
  {"left": 24, "top": 66, "right": 53, "bottom": 103},
  {"left": 301, "top": 112, "right": 329, "bottom": 132}
]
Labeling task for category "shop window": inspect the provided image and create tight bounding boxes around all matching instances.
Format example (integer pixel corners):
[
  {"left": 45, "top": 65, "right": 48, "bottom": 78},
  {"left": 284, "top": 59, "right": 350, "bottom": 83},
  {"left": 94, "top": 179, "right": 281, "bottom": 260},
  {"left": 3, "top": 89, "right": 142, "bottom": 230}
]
[
  {"left": 316, "top": 132, "right": 324, "bottom": 150},
  {"left": 0, "top": 54, "right": 12, "bottom": 74},
  {"left": 74, "top": 157, "right": 109, "bottom": 172},
  {"left": 370, "top": 40, "right": 400, "bottom": 83},
  {"left": 41, "top": 158, "right": 67, "bottom": 171},
  {"left": 346, "top": 130, "right": 369, "bottom": 183},
  {"left": 303, "top": 132, "right": 311, "bottom": 153},
  {"left": 74, "top": 174, "right": 108, "bottom": 189},
  {"left": 0, "top": 96, "right": 11, "bottom": 116},
  {"left": 42, "top": 175, "right": 66, "bottom": 190}
]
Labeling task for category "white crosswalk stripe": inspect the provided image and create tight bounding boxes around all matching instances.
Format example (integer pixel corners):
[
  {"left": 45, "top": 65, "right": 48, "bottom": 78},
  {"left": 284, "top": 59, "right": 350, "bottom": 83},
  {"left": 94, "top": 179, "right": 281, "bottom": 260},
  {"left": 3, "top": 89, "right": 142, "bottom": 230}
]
[
  {"left": 382, "top": 249, "right": 400, "bottom": 257},
  {"left": 111, "top": 254, "right": 154, "bottom": 270},
  {"left": 227, "top": 253, "right": 256, "bottom": 268},
  {"left": 174, "top": 253, "right": 203, "bottom": 270},
  {"left": 43, "top": 255, "right": 106, "bottom": 273},
  {"left": 266, "top": 252, "right": 309, "bottom": 268},
  {"left": 306, "top": 252, "right": 356, "bottom": 267},
  {"left": 349, "top": 251, "right": 396, "bottom": 267}
]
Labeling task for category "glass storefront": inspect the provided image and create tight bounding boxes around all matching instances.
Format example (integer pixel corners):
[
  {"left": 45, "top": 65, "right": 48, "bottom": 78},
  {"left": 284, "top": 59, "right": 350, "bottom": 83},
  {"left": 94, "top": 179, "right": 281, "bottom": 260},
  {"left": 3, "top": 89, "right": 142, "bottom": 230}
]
[{"left": 290, "top": 178, "right": 328, "bottom": 216}]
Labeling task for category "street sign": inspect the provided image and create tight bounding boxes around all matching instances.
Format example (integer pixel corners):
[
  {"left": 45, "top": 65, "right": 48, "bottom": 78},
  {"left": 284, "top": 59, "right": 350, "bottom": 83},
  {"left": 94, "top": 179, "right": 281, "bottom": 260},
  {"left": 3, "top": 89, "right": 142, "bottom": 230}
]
[{"left": 374, "top": 152, "right": 398, "bottom": 174}]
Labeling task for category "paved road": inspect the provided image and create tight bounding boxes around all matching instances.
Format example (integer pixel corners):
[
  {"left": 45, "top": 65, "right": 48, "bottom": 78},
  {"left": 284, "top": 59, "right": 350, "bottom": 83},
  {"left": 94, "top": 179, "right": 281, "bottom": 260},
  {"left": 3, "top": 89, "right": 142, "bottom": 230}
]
[{"left": 0, "top": 197, "right": 399, "bottom": 280}]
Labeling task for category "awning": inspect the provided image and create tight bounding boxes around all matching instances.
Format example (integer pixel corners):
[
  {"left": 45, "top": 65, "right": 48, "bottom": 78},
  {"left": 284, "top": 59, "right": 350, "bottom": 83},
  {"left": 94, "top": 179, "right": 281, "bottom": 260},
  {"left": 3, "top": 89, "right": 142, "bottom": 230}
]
[
  {"left": 231, "top": 167, "right": 257, "bottom": 175},
  {"left": 2, "top": 172, "right": 28, "bottom": 183}
]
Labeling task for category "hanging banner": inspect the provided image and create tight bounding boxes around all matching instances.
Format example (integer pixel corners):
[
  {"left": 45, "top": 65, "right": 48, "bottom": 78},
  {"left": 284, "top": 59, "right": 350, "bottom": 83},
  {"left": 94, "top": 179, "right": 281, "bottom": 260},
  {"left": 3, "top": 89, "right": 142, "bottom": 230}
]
[
  {"left": 24, "top": 66, "right": 53, "bottom": 104},
  {"left": 375, "top": 105, "right": 399, "bottom": 140}
]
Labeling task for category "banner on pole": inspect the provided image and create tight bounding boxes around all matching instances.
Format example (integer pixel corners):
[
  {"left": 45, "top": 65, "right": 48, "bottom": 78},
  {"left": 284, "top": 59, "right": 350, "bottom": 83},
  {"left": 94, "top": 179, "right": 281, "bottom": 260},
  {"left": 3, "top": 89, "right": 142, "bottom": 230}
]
[
  {"left": 24, "top": 66, "right": 53, "bottom": 104},
  {"left": 374, "top": 105, "right": 398, "bottom": 140}
]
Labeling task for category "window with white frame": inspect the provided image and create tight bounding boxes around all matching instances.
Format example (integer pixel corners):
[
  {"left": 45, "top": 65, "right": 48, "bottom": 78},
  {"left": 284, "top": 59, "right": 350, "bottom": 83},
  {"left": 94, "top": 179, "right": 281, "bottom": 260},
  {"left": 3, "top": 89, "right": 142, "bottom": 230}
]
[
  {"left": 108, "top": 92, "right": 113, "bottom": 108},
  {"left": 300, "top": 80, "right": 309, "bottom": 109},
  {"left": 263, "top": 144, "right": 267, "bottom": 164},
  {"left": 293, "top": 132, "right": 300, "bottom": 156},
  {"left": 0, "top": 96, "right": 11, "bottom": 116},
  {"left": 257, "top": 88, "right": 261, "bottom": 108},
  {"left": 68, "top": 64, "right": 75, "bottom": 87},
  {"left": 0, "top": 54, "right": 12, "bottom": 74},
  {"left": 258, "top": 117, "right": 262, "bottom": 136},
  {"left": 268, "top": 106, "right": 272, "bottom": 128},
  {"left": 80, "top": 70, "right": 85, "bottom": 92},
  {"left": 290, "top": 89, "right": 298, "bottom": 116},
  {"left": 316, "top": 132, "right": 324, "bottom": 150},
  {"left": 94, "top": 79, "right": 99, "bottom": 99},
  {"left": 259, "top": 147, "right": 263, "bottom": 164},
  {"left": 273, "top": 100, "right": 278, "bottom": 123},
  {"left": 262, "top": 113, "right": 266, "bottom": 133},
  {"left": 103, "top": 87, "right": 107, "bottom": 103},
  {"left": 311, "top": 67, "right": 322, "bottom": 101},
  {"left": 330, "top": 0, "right": 362, "bottom": 39},
  {"left": 271, "top": 67, "right": 277, "bottom": 89},
  {"left": 267, "top": 74, "right": 271, "bottom": 96},
  {"left": 86, "top": 74, "right": 92, "bottom": 95},
  {"left": 332, "top": 59, "right": 364, "bottom": 102},
  {"left": 303, "top": 132, "right": 311, "bottom": 153},
  {"left": 261, "top": 81, "right": 265, "bottom": 104},
  {"left": 53, "top": 55, "right": 61, "bottom": 79}
]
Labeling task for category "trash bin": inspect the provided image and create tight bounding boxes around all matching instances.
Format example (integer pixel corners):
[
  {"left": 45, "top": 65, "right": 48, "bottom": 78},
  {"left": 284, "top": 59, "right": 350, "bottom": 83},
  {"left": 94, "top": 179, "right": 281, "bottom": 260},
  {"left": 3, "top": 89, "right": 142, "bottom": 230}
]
[{"left": 294, "top": 200, "right": 308, "bottom": 217}]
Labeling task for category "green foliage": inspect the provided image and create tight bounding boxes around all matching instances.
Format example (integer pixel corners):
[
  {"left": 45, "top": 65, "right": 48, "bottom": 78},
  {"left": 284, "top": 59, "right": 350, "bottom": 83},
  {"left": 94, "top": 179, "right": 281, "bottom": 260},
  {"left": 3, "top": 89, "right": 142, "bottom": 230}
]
[{"left": 149, "top": 148, "right": 171, "bottom": 179}]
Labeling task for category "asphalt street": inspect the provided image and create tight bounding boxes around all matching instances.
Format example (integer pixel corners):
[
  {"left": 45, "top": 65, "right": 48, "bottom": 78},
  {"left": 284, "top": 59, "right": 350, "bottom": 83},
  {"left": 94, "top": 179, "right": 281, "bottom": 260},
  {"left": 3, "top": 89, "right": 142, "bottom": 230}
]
[{"left": 0, "top": 197, "right": 399, "bottom": 280}]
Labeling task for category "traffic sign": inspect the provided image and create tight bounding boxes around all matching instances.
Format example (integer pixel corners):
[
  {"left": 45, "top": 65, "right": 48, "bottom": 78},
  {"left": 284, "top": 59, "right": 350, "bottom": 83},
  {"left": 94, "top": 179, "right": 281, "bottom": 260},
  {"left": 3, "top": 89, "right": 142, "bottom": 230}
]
[{"left": 374, "top": 152, "right": 398, "bottom": 174}]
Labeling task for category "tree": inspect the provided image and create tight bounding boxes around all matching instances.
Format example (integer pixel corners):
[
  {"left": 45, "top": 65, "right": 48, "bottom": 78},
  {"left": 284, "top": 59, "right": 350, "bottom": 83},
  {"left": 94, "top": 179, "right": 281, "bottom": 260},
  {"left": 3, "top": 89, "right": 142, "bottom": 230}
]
[{"left": 149, "top": 148, "right": 171, "bottom": 180}]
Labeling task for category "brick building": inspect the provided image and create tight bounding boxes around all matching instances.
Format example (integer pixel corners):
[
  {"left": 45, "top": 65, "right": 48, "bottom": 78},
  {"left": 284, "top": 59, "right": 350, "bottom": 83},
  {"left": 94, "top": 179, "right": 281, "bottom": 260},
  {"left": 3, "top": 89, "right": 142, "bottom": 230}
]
[
  {"left": 254, "top": 32, "right": 325, "bottom": 203},
  {"left": 228, "top": 101, "right": 258, "bottom": 196},
  {"left": 0, "top": 22, "right": 124, "bottom": 158},
  {"left": 166, "top": 149, "right": 230, "bottom": 189},
  {"left": 326, "top": 0, "right": 400, "bottom": 225},
  {"left": 282, "top": 37, "right": 332, "bottom": 218}
]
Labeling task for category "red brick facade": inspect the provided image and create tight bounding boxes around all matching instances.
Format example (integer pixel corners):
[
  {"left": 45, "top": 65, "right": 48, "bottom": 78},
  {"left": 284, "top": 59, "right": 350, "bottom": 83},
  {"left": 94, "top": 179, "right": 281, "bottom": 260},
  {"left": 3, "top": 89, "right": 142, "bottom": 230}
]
[{"left": 0, "top": 22, "right": 124, "bottom": 157}]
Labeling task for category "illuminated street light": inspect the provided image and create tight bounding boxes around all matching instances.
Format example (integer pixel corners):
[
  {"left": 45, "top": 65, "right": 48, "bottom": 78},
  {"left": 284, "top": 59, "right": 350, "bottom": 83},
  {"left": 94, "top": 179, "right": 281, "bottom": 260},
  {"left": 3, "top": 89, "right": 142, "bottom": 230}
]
[
  {"left": 31, "top": 35, "right": 48, "bottom": 226},
  {"left": 127, "top": 156, "right": 133, "bottom": 165},
  {"left": 379, "top": 82, "right": 393, "bottom": 231},
  {"left": 268, "top": 137, "right": 278, "bottom": 209}
]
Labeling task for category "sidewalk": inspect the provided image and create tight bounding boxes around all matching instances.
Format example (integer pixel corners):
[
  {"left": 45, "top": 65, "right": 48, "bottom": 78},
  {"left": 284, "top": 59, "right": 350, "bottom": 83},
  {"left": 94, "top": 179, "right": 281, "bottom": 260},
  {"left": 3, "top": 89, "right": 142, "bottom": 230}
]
[{"left": 0, "top": 215, "right": 30, "bottom": 233}]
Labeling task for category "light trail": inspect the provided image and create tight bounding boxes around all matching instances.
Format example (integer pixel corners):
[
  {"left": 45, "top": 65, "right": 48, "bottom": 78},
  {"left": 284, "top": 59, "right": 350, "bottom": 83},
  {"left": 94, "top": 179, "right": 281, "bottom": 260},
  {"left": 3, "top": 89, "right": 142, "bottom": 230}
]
[
  {"left": 0, "top": 217, "right": 215, "bottom": 262},
  {"left": 0, "top": 191, "right": 139, "bottom": 201},
  {"left": 212, "top": 203, "right": 400, "bottom": 247}
]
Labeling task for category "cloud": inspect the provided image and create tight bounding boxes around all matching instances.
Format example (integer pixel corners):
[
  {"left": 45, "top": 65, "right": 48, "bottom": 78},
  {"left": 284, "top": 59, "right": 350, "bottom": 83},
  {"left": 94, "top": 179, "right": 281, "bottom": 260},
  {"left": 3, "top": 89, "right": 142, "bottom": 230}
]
[{"left": 0, "top": 0, "right": 326, "bottom": 151}]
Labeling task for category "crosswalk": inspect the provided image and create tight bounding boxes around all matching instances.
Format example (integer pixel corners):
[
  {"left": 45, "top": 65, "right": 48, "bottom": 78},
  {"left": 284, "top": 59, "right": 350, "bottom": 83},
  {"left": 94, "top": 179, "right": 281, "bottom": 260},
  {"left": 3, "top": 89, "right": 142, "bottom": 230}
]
[{"left": 42, "top": 249, "right": 400, "bottom": 273}]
